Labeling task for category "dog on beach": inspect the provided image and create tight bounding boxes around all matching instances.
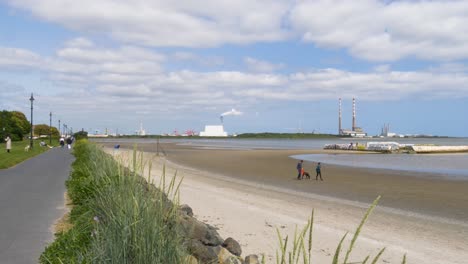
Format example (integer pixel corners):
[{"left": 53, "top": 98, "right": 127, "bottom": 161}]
[
  {"left": 24, "top": 145, "right": 30, "bottom": 152},
  {"left": 302, "top": 171, "right": 311, "bottom": 179}
]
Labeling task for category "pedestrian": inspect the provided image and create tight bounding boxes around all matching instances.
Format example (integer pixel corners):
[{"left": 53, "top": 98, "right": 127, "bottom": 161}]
[
  {"left": 296, "top": 160, "right": 303, "bottom": 180},
  {"left": 316, "top": 162, "right": 323, "bottom": 181},
  {"left": 59, "top": 137, "right": 65, "bottom": 148},
  {"left": 5, "top": 134, "right": 11, "bottom": 153},
  {"left": 66, "top": 137, "right": 72, "bottom": 149}
]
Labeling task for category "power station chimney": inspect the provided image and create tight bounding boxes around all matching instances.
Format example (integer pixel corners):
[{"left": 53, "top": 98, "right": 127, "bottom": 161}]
[
  {"left": 338, "top": 98, "right": 342, "bottom": 135},
  {"left": 352, "top": 97, "right": 356, "bottom": 131}
]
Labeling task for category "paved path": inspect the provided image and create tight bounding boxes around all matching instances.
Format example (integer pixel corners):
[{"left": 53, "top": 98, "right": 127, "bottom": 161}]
[{"left": 0, "top": 148, "right": 74, "bottom": 263}]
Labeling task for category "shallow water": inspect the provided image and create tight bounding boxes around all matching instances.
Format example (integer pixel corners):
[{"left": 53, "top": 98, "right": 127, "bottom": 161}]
[
  {"left": 291, "top": 153, "right": 468, "bottom": 179},
  {"left": 95, "top": 137, "right": 468, "bottom": 178}
]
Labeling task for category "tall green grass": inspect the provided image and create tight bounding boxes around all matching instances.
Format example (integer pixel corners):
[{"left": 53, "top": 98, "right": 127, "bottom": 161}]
[
  {"left": 273, "top": 196, "right": 407, "bottom": 264},
  {"left": 40, "top": 140, "right": 187, "bottom": 263}
]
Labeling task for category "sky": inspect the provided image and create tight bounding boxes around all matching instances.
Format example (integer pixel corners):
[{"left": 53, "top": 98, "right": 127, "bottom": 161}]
[{"left": 0, "top": 0, "right": 467, "bottom": 137}]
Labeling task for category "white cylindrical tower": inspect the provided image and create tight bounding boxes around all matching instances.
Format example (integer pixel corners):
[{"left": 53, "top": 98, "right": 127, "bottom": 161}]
[
  {"left": 352, "top": 98, "right": 356, "bottom": 131},
  {"left": 338, "top": 98, "right": 342, "bottom": 135}
]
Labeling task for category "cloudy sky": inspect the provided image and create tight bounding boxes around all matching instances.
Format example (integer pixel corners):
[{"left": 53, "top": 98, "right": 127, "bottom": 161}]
[{"left": 1, "top": 0, "right": 467, "bottom": 136}]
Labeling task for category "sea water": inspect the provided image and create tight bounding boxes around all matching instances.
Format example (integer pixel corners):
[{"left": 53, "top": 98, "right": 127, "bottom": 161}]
[
  {"left": 291, "top": 153, "right": 468, "bottom": 178},
  {"left": 94, "top": 137, "right": 468, "bottom": 179}
]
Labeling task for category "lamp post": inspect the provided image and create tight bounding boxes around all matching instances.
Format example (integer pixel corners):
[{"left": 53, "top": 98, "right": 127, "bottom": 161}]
[
  {"left": 58, "top": 119, "right": 61, "bottom": 137},
  {"left": 29, "top": 93, "right": 34, "bottom": 149},
  {"left": 49, "top": 112, "right": 52, "bottom": 145}
]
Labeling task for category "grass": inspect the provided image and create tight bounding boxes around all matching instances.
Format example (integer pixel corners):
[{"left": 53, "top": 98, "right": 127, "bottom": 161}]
[
  {"left": 0, "top": 140, "right": 50, "bottom": 169},
  {"left": 40, "top": 140, "right": 187, "bottom": 264},
  {"left": 273, "top": 196, "right": 407, "bottom": 264}
]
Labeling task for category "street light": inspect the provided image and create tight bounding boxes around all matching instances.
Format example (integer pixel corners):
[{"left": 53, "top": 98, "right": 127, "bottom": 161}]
[
  {"left": 58, "top": 119, "right": 61, "bottom": 137},
  {"left": 49, "top": 112, "right": 52, "bottom": 145},
  {"left": 29, "top": 93, "right": 34, "bottom": 149}
]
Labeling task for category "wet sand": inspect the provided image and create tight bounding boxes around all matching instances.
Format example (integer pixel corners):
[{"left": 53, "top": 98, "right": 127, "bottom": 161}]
[{"left": 106, "top": 141, "right": 468, "bottom": 222}]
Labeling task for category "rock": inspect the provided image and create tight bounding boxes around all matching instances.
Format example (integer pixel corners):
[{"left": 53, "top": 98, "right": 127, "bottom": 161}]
[
  {"left": 222, "top": 237, "right": 242, "bottom": 256},
  {"left": 185, "top": 255, "right": 199, "bottom": 264},
  {"left": 179, "top": 204, "right": 194, "bottom": 217},
  {"left": 186, "top": 239, "right": 220, "bottom": 263},
  {"left": 244, "top": 254, "right": 260, "bottom": 264},
  {"left": 215, "top": 247, "right": 242, "bottom": 264},
  {"left": 178, "top": 215, "right": 224, "bottom": 246}
]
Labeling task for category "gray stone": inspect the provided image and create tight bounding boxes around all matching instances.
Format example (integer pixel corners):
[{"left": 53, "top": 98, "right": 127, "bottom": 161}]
[
  {"left": 179, "top": 204, "right": 194, "bottom": 217},
  {"left": 244, "top": 254, "right": 260, "bottom": 264},
  {"left": 185, "top": 255, "right": 199, "bottom": 264},
  {"left": 215, "top": 247, "right": 242, "bottom": 264},
  {"left": 178, "top": 215, "right": 224, "bottom": 246},
  {"left": 185, "top": 239, "right": 220, "bottom": 263},
  {"left": 222, "top": 237, "right": 242, "bottom": 256}
]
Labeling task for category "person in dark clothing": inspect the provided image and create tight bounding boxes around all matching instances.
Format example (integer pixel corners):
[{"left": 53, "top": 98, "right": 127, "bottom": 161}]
[
  {"left": 66, "top": 137, "right": 72, "bottom": 149},
  {"left": 316, "top": 162, "right": 323, "bottom": 181},
  {"left": 296, "top": 160, "right": 303, "bottom": 180}
]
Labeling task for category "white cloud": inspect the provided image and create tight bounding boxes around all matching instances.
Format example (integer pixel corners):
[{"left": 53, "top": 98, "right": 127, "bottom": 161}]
[
  {"left": 8, "top": 0, "right": 290, "bottom": 47},
  {"left": 7, "top": 0, "right": 468, "bottom": 62},
  {"left": 3, "top": 42, "right": 468, "bottom": 124},
  {"left": 0, "top": 47, "right": 42, "bottom": 69},
  {"left": 290, "top": 0, "right": 468, "bottom": 61},
  {"left": 244, "top": 57, "right": 284, "bottom": 73}
]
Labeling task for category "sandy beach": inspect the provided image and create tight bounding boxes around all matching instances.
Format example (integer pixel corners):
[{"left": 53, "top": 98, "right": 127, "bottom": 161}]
[{"left": 104, "top": 141, "right": 468, "bottom": 263}]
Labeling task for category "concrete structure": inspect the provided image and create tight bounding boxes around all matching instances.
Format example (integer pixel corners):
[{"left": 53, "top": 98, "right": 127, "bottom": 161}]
[
  {"left": 338, "top": 98, "right": 342, "bottom": 135},
  {"left": 199, "top": 125, "right": 228, "bottom": 137},
  {"left": 137, "top": 122, "right": 146, "bottom": 136},
  {"left": 338, "top": 98, "right": 367, "bottom": 137},
  {"left": 352, "top": 97, "right": 356, "bottom": 131}
]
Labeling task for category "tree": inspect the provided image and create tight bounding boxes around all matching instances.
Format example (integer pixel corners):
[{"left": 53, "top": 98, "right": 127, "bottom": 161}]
[
  {"left": 1, "top": 110, "right": 30, "bottom": 141},
  {"left": 34, "top": 124, "right": 60, "bottom": 137},
  {"left": 73, "top": 130, "right": 88, "bottom": 140}
]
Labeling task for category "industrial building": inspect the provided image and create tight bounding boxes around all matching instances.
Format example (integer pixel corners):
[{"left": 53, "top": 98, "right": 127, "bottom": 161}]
[
  {"left": 199, "top": 125, "right": 228, "bottom": 137},
  {"left": 338, "top": 98, "right": 367, "bottom": 137}
]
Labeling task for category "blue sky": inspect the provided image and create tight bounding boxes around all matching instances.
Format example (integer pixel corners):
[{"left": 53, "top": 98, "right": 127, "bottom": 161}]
[{"left": 1, "top": 0, "right": 467, "bottom": 136}]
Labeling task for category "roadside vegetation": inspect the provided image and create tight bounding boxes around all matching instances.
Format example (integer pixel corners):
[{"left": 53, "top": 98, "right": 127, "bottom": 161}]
[
  {"left": 40, "top": 140, "right": 186, "bottom": 263},
  {"left": 0, "top": 141, "right": 49, "bottom": 169}
]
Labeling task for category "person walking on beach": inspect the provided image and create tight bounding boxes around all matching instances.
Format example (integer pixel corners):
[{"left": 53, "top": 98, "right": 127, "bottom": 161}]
[
  {"left": 316, "top": 162, "right": 323, "bottom": 181},
  {"left": 296, "top": 160, "right": 303, "bottom": 180},
  {"left": 5, "top": 134, "right": 11, "bottom": 153}
]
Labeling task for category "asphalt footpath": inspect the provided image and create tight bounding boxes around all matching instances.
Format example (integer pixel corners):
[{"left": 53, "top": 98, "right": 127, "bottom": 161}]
[{"left": 0, "top": 147, "right": 74, "bottom": 263}]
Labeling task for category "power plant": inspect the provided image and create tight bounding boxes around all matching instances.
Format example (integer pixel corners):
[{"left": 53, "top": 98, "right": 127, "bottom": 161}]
[{"left": 338, "top": 98, "right": 367, "bottom": 137}]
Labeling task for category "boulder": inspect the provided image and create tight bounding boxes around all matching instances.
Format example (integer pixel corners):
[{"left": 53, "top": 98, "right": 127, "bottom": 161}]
[
  {"left": 215, "top": 247, "right": 242, "bottom": 264},
  {"left": 222, "top": 237, "right": 242, "bottom": 256},
  {"left": 185, "top": 255, "right": 199, "bottom": 264},
  {"left": 179, "top": 204, "right": 194, "bottom": 217},
  {"left": 244, "top": 254, "right": 260, "bottom": 264},
  {"left": 186, "top": 239, "right": 220, "bottom": 263},
  {"left": 178, "top": 215, "right": 224, "bottom": 246}
]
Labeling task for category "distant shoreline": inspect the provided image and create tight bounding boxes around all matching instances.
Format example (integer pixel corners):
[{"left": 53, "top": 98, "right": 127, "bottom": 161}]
[{"left": 90, "top": 133, "right": 459, "bottom": 139}]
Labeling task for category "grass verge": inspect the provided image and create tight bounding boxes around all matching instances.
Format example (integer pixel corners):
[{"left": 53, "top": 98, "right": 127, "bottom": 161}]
[
  {"left": 0, "top": 141, "right": 50, "bottom": 169},
  {"left": 40, "top": 140, "right": 187, "bottom": 263}
]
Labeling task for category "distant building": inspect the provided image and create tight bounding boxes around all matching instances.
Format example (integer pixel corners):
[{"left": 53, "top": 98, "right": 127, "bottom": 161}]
[
  {"left": 137, "top": 122, "right": 146, "bottom": 136},
  {"left": 199, "top": 125, "right": 228, "bottom": 137},
  {"left": 340, "top": 129, "right": 367, "bottom": 137},
  {"left": 338, "top": 98, "right": 367, "bottom": 137}
]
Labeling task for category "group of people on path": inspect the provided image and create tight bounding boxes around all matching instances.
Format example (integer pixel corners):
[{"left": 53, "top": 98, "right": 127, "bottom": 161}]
[
  {"left": 59, "top": 136, "right": 74, "bottom": 149},
  {"left": 3, "top": 134, "right": 74, "bottom": 153},
  {"left": 296, "top": 160, "right": 323, "bottom": 181}
]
